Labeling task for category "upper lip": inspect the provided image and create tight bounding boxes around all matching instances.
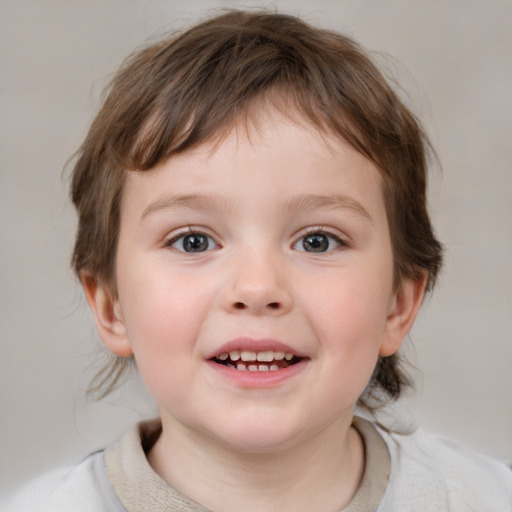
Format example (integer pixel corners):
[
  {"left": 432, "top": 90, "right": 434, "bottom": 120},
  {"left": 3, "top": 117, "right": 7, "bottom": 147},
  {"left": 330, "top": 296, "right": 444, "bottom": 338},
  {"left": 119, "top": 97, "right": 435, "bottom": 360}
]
[{"left": 206, "top": 337, "right": 306, "bottom": 360}]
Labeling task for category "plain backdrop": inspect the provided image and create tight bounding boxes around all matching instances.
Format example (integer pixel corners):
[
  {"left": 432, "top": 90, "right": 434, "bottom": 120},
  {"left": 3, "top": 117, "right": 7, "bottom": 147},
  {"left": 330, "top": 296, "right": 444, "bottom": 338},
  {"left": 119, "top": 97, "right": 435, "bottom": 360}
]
[{"left": 1, "top": 0, "right": 511, "bottom": 495}]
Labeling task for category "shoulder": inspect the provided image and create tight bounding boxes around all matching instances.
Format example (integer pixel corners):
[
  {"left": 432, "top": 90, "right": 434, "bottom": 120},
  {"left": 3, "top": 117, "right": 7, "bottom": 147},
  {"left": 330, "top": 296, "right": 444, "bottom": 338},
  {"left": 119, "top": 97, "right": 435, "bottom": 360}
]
[
  {"left": 1, "top": 451, "right": 126, "bottom": 512},
  {"left": 378, "top": 425, "right": 512, "bottom": 511}
]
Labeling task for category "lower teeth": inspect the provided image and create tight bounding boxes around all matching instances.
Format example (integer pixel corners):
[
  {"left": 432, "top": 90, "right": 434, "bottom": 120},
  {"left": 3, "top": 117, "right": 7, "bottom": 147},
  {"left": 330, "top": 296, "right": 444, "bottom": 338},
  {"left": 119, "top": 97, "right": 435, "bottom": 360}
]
[{"left": 225, "top": 362, "right": 281, "bottom": 371}]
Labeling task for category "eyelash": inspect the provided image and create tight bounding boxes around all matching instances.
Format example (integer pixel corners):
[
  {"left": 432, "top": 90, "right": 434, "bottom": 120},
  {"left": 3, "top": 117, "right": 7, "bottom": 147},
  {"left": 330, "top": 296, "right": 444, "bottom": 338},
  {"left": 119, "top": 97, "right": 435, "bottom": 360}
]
[
  {"left": 164, "top": 226, "right": 349, "bottom": 254},
  {"left": 293, "top": 227, "right": 349, "bottom": 253},
  {"left": 164, "top": 228, "right": 219, "bottom": 253}
]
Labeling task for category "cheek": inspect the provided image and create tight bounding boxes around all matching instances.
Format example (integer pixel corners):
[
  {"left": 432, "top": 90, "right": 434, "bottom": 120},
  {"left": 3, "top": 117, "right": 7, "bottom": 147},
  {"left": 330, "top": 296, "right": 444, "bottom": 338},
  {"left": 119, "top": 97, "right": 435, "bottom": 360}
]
[
  {"left": 116, "top": 266, "right": 214, "bottom": 389},
  {"left": 306, "top": 272, "right": 391, "bottom": 341},
  {"left": 301, "top": 267, "right": 392, "bottom": 383}
]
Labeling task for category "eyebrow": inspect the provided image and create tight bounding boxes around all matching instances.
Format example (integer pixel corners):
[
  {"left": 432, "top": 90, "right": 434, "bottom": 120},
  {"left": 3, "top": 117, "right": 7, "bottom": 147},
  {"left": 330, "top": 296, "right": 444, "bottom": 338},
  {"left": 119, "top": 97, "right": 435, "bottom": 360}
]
[
  {"left": 140, "top": 194, "right": 232, "bottom": 221},
  {"left": 140, "top": 192, "right": 372, "bottom": 224},
  {"left": 284, "top": 194, "right": 373, "bottom": 223}
]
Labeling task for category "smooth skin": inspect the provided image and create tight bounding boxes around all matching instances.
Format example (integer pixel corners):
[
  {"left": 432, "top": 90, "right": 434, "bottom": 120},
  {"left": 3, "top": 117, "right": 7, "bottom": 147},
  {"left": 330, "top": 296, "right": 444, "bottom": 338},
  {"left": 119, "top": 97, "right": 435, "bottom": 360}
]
[{"left": 83, "top": 110, "right": 426, "bottom": 512}]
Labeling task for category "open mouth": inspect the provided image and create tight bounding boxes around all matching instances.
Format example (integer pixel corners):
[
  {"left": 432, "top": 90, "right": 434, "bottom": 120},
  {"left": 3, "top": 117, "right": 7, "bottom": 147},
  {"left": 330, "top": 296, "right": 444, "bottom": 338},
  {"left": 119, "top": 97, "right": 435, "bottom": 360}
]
[{"left": 211, "top": 349, "right": 302, "bottom": 372}]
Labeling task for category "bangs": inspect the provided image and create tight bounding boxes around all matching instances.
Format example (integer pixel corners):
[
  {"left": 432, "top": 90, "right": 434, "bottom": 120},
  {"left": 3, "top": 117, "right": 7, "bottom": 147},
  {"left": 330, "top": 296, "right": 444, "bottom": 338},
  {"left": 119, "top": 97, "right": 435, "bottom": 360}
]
[{"left": 100, "top": 14, "right": 387, "bottom": 173}]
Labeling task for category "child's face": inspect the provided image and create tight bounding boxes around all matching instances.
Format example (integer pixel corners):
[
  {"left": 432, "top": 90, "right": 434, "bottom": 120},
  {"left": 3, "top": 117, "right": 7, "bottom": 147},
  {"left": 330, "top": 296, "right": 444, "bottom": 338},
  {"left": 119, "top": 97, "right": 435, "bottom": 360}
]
[{"left": 90, "top": 110, "right": 423, "bottom": 452}]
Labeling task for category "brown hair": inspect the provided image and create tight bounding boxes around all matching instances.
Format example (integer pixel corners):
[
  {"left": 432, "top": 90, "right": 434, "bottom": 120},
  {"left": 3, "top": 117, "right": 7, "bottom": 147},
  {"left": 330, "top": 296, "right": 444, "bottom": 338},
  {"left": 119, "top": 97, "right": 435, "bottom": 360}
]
[{"left": 71, "top": 10, "right": 443, "bottom": 403}]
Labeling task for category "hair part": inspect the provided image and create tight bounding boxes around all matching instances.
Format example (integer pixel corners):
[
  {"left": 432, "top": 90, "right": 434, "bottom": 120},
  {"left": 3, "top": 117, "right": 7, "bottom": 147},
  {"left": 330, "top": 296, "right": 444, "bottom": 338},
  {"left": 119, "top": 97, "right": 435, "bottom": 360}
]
[{"left": 71, "top": 10, "right": 443, "bottom": 406}]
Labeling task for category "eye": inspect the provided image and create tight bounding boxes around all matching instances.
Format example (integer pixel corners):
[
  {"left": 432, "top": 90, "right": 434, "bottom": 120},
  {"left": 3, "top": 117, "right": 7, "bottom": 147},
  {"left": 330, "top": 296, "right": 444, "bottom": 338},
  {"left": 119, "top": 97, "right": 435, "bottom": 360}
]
[
  {"left": 293, "top": 231, "right": 344, "bottom": 253},
  {"left": 168, "top": 232, "right": 218, "bottom": 253}
]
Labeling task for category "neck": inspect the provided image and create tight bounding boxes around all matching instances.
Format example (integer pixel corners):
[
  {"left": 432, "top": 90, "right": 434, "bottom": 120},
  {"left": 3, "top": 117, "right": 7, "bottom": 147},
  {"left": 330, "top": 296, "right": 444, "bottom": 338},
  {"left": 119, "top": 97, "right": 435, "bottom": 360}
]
[{"left": 148, "top": 414, "right": 364, "bottom": 512}]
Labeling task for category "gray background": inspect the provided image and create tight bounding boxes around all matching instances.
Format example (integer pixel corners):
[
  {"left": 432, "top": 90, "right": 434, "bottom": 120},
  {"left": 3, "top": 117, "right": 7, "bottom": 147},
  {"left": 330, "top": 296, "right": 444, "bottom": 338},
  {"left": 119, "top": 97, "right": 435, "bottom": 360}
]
[{"left": 1, "top": 0, "right": 511, "bottom": 495}]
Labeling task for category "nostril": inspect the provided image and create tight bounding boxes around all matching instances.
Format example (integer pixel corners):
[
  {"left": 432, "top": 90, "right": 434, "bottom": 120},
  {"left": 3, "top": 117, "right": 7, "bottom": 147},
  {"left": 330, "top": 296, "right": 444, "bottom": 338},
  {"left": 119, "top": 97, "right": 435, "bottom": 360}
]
[{"left": 229, "top": 300, "right": 286, "bottom": 313}]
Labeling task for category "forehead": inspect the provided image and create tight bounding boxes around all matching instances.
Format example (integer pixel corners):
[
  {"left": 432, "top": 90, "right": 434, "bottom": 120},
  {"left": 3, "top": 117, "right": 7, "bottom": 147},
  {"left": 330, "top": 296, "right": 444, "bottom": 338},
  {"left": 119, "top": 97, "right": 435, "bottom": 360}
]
[{"left": 119, "top": 111, "right": 389, "bottom": 239}]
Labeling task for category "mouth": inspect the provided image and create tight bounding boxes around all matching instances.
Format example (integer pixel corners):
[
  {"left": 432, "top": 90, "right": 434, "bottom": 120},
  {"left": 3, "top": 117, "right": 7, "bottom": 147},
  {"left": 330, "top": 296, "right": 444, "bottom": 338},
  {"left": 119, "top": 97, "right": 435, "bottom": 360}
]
[{"left": 211, "top": 349, "right": 303, "bottom": 372}]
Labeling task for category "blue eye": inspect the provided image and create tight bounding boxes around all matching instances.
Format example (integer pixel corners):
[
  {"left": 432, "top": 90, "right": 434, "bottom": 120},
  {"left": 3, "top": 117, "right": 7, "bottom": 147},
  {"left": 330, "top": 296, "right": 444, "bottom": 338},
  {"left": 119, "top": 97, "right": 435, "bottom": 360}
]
[
  {"left": 170, "top": 232, "right": 217, "bottom": 253},
  {"left": 294, "top": 232, "right": 343, "bottom": 253}
]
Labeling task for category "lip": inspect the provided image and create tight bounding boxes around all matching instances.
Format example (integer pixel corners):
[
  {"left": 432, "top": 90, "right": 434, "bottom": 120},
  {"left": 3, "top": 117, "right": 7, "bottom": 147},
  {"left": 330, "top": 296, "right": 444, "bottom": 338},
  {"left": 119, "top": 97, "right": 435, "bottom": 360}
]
[
  {"left": 205, "top": 337, "right": 306, "bottom": 360},
  {"left": 206, "top": 357, "right": 308, "bottom": 388},
  {"left": 205, "top": 337, "right": 309, "bottom": 388}
]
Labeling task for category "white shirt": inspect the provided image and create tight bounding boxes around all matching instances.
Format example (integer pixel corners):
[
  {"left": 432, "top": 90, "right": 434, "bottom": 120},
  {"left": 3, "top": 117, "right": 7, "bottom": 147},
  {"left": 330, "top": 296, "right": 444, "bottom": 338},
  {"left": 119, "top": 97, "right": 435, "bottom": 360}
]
[{"left": 3, "top": 417, "right": 511, "bottom": 511}]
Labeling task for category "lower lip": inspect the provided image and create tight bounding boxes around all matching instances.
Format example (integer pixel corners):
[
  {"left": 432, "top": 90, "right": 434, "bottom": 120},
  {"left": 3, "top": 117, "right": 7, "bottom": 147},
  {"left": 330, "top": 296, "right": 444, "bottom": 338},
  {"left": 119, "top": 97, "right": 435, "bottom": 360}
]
[{"left": 206, "top": 359, "right": 308, "bottom": 388}]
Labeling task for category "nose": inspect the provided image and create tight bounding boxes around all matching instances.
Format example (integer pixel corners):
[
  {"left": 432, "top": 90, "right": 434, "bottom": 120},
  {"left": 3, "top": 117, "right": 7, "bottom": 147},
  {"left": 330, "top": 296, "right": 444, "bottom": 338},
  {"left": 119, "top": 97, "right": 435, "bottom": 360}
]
[{"left": 222, "top": 249, "right": 293, "bottom": 316}]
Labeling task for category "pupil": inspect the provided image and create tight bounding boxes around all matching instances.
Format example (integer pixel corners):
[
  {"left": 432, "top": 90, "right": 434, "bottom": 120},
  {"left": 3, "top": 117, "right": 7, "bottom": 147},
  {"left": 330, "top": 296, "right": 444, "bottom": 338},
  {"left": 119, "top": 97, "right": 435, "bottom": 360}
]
[
  {"left": 303, "top": 234, "right": 328, "bottom": 252},
  {"left": 184, "top": 234, "right": 208, "bottom": 252}
]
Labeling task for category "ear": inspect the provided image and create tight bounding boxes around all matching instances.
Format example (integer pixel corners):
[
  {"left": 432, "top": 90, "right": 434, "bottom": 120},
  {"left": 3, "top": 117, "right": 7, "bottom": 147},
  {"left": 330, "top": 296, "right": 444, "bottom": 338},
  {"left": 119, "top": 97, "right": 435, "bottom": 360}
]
[
  {"left": 81, "top": 273, "right": 133, "bottom": 357},
  {"left": 379, "top": 273, "right": 427, "bottom": 357}
]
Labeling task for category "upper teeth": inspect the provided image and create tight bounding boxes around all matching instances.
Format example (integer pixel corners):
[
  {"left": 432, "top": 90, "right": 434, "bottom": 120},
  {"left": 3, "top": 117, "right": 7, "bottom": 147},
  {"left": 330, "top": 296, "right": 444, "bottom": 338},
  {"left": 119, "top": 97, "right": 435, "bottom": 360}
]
[{"left": 217, "top": 350, "right": 294, "bottom": 362}]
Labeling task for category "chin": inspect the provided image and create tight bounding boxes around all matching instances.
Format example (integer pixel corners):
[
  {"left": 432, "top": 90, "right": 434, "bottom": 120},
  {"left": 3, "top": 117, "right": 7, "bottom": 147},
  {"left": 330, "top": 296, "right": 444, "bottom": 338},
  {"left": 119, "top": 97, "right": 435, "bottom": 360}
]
[
  {"left": 203, "top": 414, "right": 313, "bottom": 455},
  {"left": 221, "top": 432, "right": 302, "bottom": 455}
]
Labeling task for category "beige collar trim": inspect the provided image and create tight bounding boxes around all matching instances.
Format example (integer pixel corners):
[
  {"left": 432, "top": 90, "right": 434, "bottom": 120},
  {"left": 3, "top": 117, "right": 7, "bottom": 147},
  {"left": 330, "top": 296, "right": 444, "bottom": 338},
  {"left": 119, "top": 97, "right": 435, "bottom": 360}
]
[{"left": 105, "top": 416, "right": 390, "bottom": 512}]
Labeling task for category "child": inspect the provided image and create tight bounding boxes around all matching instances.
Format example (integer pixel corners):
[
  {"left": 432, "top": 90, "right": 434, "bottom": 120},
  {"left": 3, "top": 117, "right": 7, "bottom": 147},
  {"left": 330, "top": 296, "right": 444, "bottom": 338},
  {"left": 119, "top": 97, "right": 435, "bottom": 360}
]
[{"left": 6, "top": 10, "right": 511, "bottom": 512}]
